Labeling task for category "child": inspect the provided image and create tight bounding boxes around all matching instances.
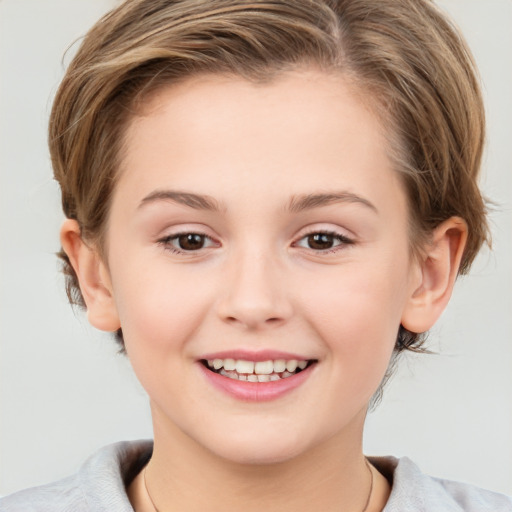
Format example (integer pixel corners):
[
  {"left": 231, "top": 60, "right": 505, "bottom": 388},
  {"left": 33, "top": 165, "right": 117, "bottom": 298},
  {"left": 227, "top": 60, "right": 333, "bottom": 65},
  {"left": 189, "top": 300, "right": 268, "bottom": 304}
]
[{"left": 2, "top": 0, "right": 511, "bottom": 510}]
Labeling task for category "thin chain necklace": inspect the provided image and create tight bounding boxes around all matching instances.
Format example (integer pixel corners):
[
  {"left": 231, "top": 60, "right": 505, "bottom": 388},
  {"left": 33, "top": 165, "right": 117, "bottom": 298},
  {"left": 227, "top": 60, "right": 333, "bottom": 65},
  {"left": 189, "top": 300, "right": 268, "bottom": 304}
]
[
  {"left": 143, "top": 458, "right": 374, "bottom": 512},
  {"left": 361, "top": 459, "right": 374, "bottom": 512}
]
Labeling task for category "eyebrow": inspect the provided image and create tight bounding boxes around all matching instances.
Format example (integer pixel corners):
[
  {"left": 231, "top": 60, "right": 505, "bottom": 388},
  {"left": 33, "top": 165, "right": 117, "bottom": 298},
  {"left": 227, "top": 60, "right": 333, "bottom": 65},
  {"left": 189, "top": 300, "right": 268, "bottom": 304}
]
[
  {"left": 287, "top": 192, "right": 378, "bottom": 214},
  {"left": 139, "top": 190, "right": 223, "bottom": 211},
  {"left": 138, "top": 189, "right": 377, "bottom": 214}
]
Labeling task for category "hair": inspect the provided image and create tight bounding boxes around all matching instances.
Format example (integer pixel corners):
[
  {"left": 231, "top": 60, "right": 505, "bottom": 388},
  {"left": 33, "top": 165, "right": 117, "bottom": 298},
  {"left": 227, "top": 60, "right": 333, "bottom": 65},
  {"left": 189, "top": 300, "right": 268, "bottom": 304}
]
[{"left": 50, "top": 0, "right": 489, "bottom": 356}]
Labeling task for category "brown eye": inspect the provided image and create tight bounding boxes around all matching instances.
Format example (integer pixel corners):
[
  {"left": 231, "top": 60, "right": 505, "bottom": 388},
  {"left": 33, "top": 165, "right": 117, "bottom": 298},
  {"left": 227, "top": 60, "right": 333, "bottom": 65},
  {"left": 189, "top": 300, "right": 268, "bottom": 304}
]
[
  {"left": 159, "top": 231, "right": 218, "bottom": 254},
  {"left": 294, "top": 231, "right": 353, "bottom": 252},
  {"left": 177, "top": 233, "right": 206, "bottom": 250},
  {"left": 307, "top": 233, "right": 336, "bottom": 250}
]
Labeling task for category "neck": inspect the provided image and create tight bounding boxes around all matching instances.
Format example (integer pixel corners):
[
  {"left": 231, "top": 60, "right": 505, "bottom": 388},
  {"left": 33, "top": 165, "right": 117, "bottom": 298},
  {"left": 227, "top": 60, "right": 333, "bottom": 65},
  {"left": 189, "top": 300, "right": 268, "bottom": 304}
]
[{"left": 137, "top": 407, "right": 380, "bottom": 512}]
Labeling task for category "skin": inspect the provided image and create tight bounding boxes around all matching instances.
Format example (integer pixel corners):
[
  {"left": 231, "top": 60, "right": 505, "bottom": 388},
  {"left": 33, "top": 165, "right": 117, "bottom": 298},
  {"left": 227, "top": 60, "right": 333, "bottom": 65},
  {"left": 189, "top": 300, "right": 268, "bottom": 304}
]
[{"left": 62, "top": 70, "right": 467, "bottom": 511}]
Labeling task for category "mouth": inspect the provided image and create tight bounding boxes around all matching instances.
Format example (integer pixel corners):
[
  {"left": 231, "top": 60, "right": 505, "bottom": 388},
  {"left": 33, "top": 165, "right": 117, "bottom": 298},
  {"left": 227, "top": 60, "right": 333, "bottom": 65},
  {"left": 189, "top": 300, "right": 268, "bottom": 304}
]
[{"left": 201, "top": 358, "right": 316, "bottom": 382}]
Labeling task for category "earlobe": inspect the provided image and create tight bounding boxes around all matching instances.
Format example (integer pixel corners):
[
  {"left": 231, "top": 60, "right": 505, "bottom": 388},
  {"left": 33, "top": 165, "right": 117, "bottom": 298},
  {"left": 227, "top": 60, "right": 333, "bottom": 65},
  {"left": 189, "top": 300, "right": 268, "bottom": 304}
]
[
  {"left": 401, "top": 217, "right": 468, "bottom": 334},
  {"left": 60, "top": 219, "right": 121, "bottom": 332}
]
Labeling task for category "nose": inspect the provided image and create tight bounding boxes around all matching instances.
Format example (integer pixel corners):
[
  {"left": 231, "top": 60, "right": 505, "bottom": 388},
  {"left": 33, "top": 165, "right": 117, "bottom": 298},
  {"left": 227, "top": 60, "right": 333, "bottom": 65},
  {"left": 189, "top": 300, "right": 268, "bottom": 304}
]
[{"left": 216, "top": 248, "right": 293, "bottom": 330}]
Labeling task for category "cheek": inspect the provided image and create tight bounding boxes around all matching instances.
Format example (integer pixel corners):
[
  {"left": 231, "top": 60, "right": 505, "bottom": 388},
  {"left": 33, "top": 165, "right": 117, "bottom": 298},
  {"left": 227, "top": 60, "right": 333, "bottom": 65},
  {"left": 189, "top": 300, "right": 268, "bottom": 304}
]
[
  {"left": 111, "top": 263, "right": 220, "bottom": 406},
  {"left": 109, "top": 258, "right": 215, "bottom": 355},
  {"left": 301, "top": 258, "right": 409, "bottom": 370}
]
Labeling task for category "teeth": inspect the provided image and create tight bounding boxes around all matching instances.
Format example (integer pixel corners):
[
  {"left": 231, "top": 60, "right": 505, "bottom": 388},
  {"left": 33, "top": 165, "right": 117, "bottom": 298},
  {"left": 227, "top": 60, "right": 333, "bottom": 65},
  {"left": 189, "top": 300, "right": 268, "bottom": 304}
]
[
  {"left": 223, "top": 358, "right": 236, "bottom": 371},
  {"left": 235, "top": 360, "right": 255, "bottom": 374},
  {"left": 273, "top": 359, "right": 287, "bottom": 372},
  {"left": 286, "top": 360, "right": 298, "bottom": 372},
  {"left": 206, "top": 357, "right": 312, "bottom": 381},
  {"left": 254, "top": 360, "right": 274, "bottom": 375}
]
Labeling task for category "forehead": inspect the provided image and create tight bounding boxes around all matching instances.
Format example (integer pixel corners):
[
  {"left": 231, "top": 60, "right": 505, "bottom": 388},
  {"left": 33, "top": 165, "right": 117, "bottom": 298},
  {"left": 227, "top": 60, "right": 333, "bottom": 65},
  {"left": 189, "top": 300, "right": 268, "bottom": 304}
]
[
  {"left": 124, "top": 69, "right": 385, "bottom": 145},
  {"left": 116, "top": 70, "right": 405, "bottom": 217}
]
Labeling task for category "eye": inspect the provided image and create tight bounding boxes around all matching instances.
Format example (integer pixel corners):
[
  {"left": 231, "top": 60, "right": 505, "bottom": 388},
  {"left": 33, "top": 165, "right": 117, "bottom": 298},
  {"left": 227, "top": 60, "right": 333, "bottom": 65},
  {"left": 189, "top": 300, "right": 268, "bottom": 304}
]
[
  {"left": 175, "top": 233, "right": 207, "bottom": 250},
  {"left": 159, "top": 232, "right": 218, "bottom": 253},
  {"left": 295, "top": 231, "right": 353, "bottom": 251}
]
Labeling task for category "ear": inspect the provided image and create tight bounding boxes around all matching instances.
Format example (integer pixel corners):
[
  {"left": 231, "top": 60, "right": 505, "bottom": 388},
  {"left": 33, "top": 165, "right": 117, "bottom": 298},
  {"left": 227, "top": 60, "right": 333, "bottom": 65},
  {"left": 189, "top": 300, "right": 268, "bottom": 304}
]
[
  {"left": 60, "top": 219, "right": 121, "bottom": 332},
  {"left": 401, "top": 217, "right": 468, "bottom": 333}
]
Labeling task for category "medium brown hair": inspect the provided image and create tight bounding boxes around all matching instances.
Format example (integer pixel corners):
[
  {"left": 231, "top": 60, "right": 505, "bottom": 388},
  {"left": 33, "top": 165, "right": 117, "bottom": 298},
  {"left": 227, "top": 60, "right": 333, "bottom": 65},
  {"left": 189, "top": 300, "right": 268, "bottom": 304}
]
[{"left": 50, "top": 0, "right": 489, "bottom": 352}]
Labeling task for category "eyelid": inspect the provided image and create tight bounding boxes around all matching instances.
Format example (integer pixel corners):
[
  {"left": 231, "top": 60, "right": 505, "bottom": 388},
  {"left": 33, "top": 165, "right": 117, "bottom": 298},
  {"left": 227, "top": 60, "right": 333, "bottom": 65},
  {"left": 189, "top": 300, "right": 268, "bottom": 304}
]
[
  {"left": 157, "top": 229, "right": 220, "bottom": 255},
  {"left": 292, "top": 227, "right": 355, "bottom": 253}
]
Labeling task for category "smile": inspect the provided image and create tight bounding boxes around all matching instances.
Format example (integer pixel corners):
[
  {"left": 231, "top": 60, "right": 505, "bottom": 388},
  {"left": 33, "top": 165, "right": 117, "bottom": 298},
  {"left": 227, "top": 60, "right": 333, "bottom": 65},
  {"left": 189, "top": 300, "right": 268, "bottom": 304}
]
[
  {"left": 198, "top": 355, "right": 318, "bottom": 401},
  {"left": 203, "top": 358, "right": 312, "bottom": 382}
]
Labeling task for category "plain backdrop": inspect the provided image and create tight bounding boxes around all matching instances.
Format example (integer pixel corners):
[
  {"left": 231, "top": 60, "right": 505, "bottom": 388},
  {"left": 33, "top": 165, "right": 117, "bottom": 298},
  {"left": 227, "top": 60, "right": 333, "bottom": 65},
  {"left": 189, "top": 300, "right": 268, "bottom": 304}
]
[{"left": 1, "top": 0, "right": 511, "bottom": 497}]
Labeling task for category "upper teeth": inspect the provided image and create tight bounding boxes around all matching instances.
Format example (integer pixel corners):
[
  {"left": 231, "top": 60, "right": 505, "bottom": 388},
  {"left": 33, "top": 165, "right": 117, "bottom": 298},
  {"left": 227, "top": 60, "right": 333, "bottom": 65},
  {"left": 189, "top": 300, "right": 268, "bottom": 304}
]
[{"left": 207, "top": 358, "right": 308, "bottom": 375}]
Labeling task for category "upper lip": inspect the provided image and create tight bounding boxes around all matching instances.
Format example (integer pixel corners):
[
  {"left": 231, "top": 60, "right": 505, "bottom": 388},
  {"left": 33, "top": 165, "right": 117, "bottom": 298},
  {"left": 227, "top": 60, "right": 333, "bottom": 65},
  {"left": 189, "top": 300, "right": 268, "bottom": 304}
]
[{"left": 199, "top": 349, "right": 315, "bottom": 362}]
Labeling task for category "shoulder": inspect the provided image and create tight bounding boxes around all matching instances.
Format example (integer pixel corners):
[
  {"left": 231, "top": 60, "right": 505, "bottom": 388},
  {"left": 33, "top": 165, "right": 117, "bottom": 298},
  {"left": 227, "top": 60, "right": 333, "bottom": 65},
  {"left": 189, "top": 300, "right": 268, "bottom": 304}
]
[
  {"left": 0, "top": 473, "right": 85, "bottom": 512},
  {"left": 370, "top": 456, "right": 512, "bottom": 512},
  {"left": 0, "top": 440, "right": 153, "bottom": 512}
]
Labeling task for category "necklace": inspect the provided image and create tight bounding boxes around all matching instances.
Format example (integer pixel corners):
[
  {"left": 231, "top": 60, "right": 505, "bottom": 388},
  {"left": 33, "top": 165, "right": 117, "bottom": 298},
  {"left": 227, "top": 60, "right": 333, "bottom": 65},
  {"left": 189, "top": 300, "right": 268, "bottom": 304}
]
[
  {"left": 143, "top": 466, "right": 160, "bottom": 512},
  {"left": 143, "top": 459, "right": 374, "bottom": 512},
  {"left": 362, "top": 458, "right": 374, "bottom": 512}
]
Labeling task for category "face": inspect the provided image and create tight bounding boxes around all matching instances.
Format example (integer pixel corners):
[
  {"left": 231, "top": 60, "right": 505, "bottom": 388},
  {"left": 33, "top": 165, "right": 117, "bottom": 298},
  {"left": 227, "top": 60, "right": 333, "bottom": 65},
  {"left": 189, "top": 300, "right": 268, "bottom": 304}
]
[{"left": 100, "top": 71, "right": 421, "bottom": 464}]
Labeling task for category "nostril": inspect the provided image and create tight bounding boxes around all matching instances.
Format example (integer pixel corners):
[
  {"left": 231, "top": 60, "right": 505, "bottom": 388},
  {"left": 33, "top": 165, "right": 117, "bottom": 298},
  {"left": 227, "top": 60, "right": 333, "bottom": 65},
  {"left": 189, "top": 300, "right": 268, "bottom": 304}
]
[{"left": 223, "top": 315, "right": 283, "bottom": 325}]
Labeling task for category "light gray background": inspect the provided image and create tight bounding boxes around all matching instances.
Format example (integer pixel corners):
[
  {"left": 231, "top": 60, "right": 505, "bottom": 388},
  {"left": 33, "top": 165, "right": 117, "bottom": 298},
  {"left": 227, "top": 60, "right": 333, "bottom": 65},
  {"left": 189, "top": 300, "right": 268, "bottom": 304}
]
[{"left": 1, "top": 0, "right": 511, "bottom": 497}]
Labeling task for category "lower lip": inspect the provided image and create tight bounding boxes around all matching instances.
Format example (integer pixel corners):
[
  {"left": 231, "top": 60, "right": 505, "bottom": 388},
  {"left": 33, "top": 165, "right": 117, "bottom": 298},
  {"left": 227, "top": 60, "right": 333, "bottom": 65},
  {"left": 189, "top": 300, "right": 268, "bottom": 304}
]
[{"left": 198, "top": 363, "right": 315, "bottom": 402}]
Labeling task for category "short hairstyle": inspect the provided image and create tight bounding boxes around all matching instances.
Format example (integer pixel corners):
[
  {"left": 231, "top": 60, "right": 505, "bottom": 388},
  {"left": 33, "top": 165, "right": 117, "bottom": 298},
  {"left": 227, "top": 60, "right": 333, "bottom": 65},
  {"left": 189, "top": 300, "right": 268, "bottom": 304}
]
[{"left": 50, "top": 0, "right": 489, "bottom": 354}]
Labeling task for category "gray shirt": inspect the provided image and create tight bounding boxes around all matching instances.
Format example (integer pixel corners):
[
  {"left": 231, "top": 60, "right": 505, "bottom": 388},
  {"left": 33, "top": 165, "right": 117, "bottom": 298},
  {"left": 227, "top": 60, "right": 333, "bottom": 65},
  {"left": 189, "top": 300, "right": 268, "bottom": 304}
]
[{"left": 1, "top": 440, "right": 511, "bottom": 511}]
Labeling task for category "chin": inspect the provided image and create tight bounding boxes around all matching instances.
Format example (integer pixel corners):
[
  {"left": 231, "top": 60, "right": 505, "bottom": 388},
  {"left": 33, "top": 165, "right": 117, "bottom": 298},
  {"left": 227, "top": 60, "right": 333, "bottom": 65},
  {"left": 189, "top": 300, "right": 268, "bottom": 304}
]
[{"left": 203, "top": 428, "right": 310, "bottom": 466}]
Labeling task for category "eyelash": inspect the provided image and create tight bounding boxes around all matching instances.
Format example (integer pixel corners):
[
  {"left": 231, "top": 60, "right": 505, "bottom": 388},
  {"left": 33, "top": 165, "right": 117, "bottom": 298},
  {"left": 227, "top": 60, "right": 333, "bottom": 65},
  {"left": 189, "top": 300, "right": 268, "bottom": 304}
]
[
  {"left": 157, "top": 232, "right": 218, "bottom": 255},
  {"left": 293, "top": 229, "right": 355, "bottom": 254},
  {"left": 158, "top": 229, "right": 354, "bottom": 255}
]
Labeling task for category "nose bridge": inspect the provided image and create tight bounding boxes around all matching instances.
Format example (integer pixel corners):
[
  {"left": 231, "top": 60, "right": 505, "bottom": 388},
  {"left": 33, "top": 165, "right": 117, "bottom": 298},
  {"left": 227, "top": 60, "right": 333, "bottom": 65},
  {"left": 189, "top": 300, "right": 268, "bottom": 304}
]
[{"left": 217, "top": 244, "right": 292, "bottom": 329}]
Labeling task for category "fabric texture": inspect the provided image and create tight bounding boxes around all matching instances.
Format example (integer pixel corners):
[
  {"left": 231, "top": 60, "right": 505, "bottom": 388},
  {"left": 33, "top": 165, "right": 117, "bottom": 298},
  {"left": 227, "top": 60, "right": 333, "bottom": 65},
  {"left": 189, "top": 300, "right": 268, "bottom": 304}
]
[{"left": 1, "top": 440, "right": 511, "bottom": 511}]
